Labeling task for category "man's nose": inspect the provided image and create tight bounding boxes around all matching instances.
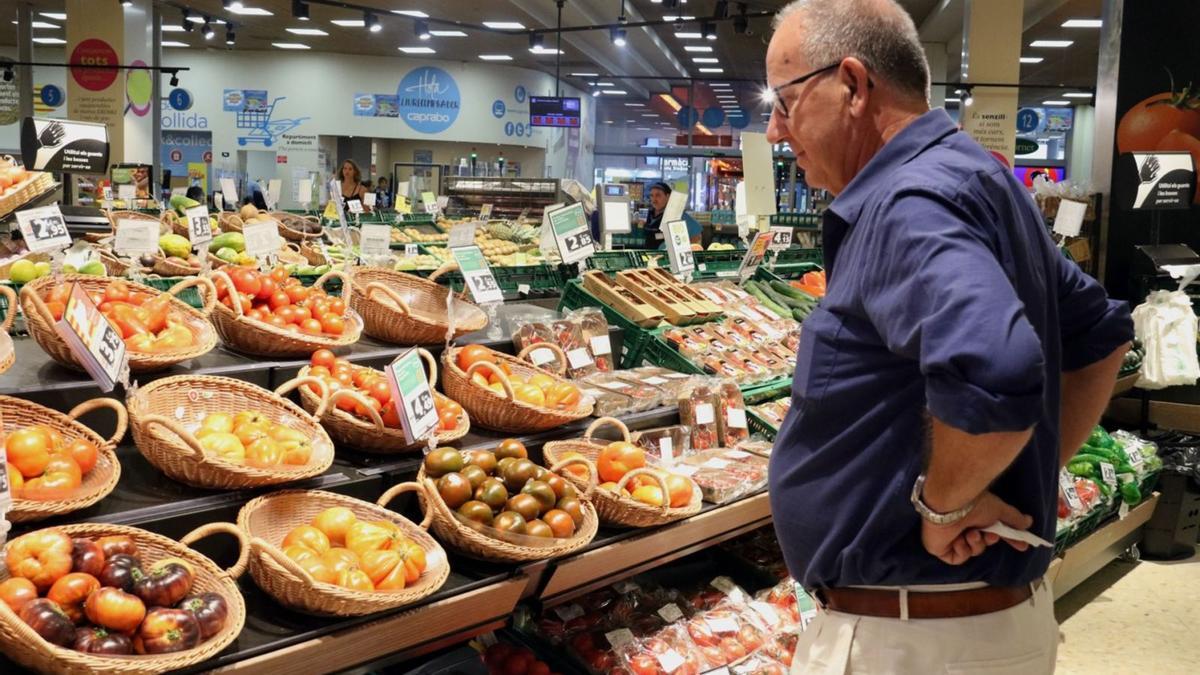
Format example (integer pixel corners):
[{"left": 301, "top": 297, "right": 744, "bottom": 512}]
[{"left": 766, "top": 109, "right": 787, "bottom": 145}]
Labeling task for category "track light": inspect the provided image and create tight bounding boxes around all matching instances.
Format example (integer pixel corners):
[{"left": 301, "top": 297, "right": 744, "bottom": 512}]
[
  {"left": 365, "top": 12, "right": 381, "bottom": 33},
  {"left": 3, "top": 67, "right": 12, "bottom": 83},
  {"left": 202, "top": 21, "right": 214, "bottom": 40},
  {"left": 733, "top": 3, "right": 748, "bottom": 34},
  {"left": 226, "top": 28, "right": 236, "bottom": 45},
  {"left": 529, "top": 33, "right": 544, "bottom": 50},
  {"left": 415, "top": 19, "right": 430, "bottom": 40},
  {"left": 611, "top": 27, "right": 627, "bottom": 47},
  {"left": 121, "top": 1, "right": 133, "bottom": 7},
  {"left": 702, "top": 21, "right": 717, "bottom": 40},
  {"left": 592, "top": 90, "right": 601, "bottom": 97},
  {"left": 223, "top": 0, "right": 244, "bottom": 10},
  {"left": 169, "top": 71, "right": 179, "bottom": 87},
  {"left": 182, "top": 9, "right": 193, "bottom": 30},
  {"left": 292, "top": 0, "right": 309, "bottom": 21}
]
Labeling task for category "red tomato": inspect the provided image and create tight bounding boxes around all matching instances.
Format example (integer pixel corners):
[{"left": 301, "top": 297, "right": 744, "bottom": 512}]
[
  {"left": 311, "top": 349, "right": 336, "bottom": 369},
  {"left": 456, "top": 345, "right": 495, "bottom": 372},
  {"left": 267, "top": 314, "right": 288, "bottom": 329},
  {"left": 229, "top": 268, "right": 262, "bottom": 297},
  {"left": 367, "top": 379, "right": 391, "bottom": 405},
  {"left": 286, "top": 285, "right": 310, "bottom": 304},
  {"left": 320, "top": 314, "right": 346, "bottom": 335},
  {"left": 292, "top": 304, "right": 313, "bottom": 323},
  {"left": 270, "top": 266, "right": 289, "bottom": 284},
  {"left": 438, "top": 407, "right": 458, "bottom": 431},
  {"left": 1117, "top": 90, "right": 1200, "bottom": 154},
  {"left": 329, "top": 298, "right": 346, "bottom": 315},
  {"left": 256, "top": 277, "right": 277, "bottom": 301},
  {"left": 301, "top": 318, "right": 324, "bottom": 335}
]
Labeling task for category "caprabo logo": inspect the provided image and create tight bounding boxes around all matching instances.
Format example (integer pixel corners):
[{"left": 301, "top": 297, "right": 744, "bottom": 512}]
[{"left": 396, "top": 66, "right": 460, "bottom": 134}]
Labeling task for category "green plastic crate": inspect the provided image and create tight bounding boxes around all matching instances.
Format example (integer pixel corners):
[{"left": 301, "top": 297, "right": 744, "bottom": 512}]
[
  {"left": 559, "top": 280, "right": 665, "bottom": 369},
  {"left": 140, "top": 277, "right": 207, "bottom": 309},
  {"left": 586, "top": 251, "right": 642, "bottom": 273},
  {"left": 773, "top": 248, "right": 823, "bottom": 266},
  {"left": 747, "top": 409, "right": 778, "bottom": 442},
  {"left": 769, "top": 212, "right": 822, "bottom": 229},
  {"left": 431, "top": 264, "right": 564, "bottom": 297},
  {"left": 741, "top": 376, "right": 793, "bottom": 405}
]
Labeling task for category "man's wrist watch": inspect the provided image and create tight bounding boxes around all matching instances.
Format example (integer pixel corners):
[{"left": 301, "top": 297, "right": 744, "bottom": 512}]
[{"left": 910, "top": 473, "right": 977, "bottom": 525}]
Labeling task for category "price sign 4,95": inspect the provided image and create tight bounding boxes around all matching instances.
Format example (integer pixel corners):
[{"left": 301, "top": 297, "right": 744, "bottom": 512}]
[
  {"left": 387, "top": 349, "right": 439, "bottom": 445},
  {"left": 546, "top": 203, "right": 595, "bottom": 264}
]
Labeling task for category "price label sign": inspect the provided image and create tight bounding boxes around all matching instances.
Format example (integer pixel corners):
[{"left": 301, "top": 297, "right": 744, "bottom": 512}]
[
  {"left": 346, "top": 198, "right": 364, "bottom": 215},
  {"left": 436, "top": 196, "right": 449, "bottom": 212},
  {"left": 242, "top": 220, "right": 283, "bottom": 259},
  {"left": 363, "top": 192, "right": 377, "bottom": 208},
  {"left": 768, "top": 226, "right": 793, "bottom": 252},
  {"left": 386, "top": 348, "right": 440, "bottom": 445},
  {"left": 0, "top": 443, "right": 12, "bottom": 514},
  {"left": 266, "top": 179, "right": 282, "bottom": 211},
  {"left": 117, "top": 183, "right": 137, "bottom": 204},
  {"left": 664, "top": 219, "right": 695, "bottom": 274},
  {"left": 546, "top": 202, "right": 595, "bottom": 264},
  {"left": 479, "top": 203, "right": 494, "bottom": 220},
  {"left": 360, "top": 224, "right": 392, "bottom": 260},
  {"left": 15, "top": 204, "right": 72, "bottom": 252},
  {"left": 297, "top": 178, "right": 313, "bottom": 206},
  {"left": 404, "top": 243, "right": 419, "bottom": 258},
  {"left": 738, "top": 231, "right": 774, "bottom": 280},
  {"left": 219, "top": 178, "right": 239, "bottom": 210},
  {"left": 452, "top": 245, "right": 504, "bottom": 304},
  {"left": 1100, "top": 461, "right": 1118, "bottom": 490},
  {"left": 420, "top": 191, "right": 437, "bottom": 213},
  {"left": 57, "top": 283, "right": 127, "bottom": 392},
  {"left": 1059, "top": 467, "right": 1082, "bottom": 511},
  {"left": 448, "top": 222, "right": 478, "bottom": 248},
  {"left": 114, "top": 218, "right": 160, "bottom": 257},
  {"left": 184, "top": 204, "right": 213, "bottom": 248},
  {"left": 1125, "top": 446, "right": 1145, "bottom": 471}
]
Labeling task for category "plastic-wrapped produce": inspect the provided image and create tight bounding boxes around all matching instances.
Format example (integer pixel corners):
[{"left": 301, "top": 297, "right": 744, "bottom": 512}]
[
  {"left": 717, "top": 380, "right": 750, "bottom": 446},
  {"left": 673, "top": 449, "right": 769, "bottom": 504},
  {"left": 679, "top": 382, "right": 720, "bottom": 450},
  {"left": 512, "top": 318, "right": 562, "bottom": 371},
  {"left": 616, "top": 623, "right": 717, "bottom": 675},
  {"left": 567, "top": 306, "right": 615, "bottom": 372},
  {"left": 582, "top": 372, "right": 661, "bottom": 411},
  {"left": 554, "top": 318, "right": 600, "bottom": 378},
  {"left": 579, "top": 383, "right": 640, "bottom": 417},
  {"left": 630, "top": 425, "right": 693, "bottom": 465}
]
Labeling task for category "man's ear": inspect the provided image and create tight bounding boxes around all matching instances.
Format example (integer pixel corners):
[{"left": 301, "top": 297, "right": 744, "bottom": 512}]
[{"left": 840, "top": 57, "right": 872, "bottom": 116}]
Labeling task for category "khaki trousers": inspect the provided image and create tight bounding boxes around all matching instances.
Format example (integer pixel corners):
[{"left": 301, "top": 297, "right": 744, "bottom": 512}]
[{"left": 790, "top": 581, "right": 1057, "bottom": 674}]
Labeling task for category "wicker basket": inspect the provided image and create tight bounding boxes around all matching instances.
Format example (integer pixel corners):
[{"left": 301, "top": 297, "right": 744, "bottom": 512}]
[
  {"left": 417, "top": 452, "right": 599, "bottom": 562},
  {"left": 543, "top": 417, "right": 703, "bottom": 528},
  {"left": 237, "top": 484, "right": 450, "bottom": 616},
  {"left": 299, "top": 241, "right": 328, "bottom": 266},
  {"left": 5, "top": 396, "right": 127, "bottom": 523},
  {"left": 98, "top": 250, "right": 132, "bottom": 277},
  {"left": 0, "top": 284, "right": 15, "bottom": 372},
  {"left": 516, "top": 342, "right": 568, "bottom": 377},
  {"left": 0, "top": 170, "right": 55, "bottom": 219},
  {"left": 349, "top": 266, "right": 488, "bottom": 345},
  {"left": 126, "top": 374, "right": 335, "bottom": 489},
  {"left": 270, "top": 212, "right": 324, "bottom": 242},
  {"left": 208, "top": 269, "right": 362, "bottom": 358},
  {"left": 105, "top": 210, "right": 170, "bottom": 236},
  {"left": 292, "top": 349, "right": 469, "bottom": 453},
  {"left": 441, "top": 347, "right": 594, "bottom": 433},
  {"left": 0, "top": 522, "right": 247, "bottom": 675},
  {"left": 20, "top": 275, "right": 219, "bottom": 373},
  {"left": 150, "top": 255, "right": 202, "bottom": 277},
  {"left": 218, "top": 212, "right": 244, "bottom": 233}
]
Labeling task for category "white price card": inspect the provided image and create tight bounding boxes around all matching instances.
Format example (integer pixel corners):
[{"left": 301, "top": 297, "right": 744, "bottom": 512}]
[
  {"left": 1059, "top": 467, "right": 1082, "bottom": 510},
  {"left": 114, "top": 218, "right": 160, "bottom": 256},
  {"left": 0, "top": 443, "right": 12, "bottom": 513},
  {"left": 242, "top": 220, "right": 283, "bottom": 259},
  {"left": 184, "top": 205, "right": 213, "bottom": 248},
  {"left": 694, "top": 403, "right": 715, "bottom": 425},
  {"left": 546, "top": 202, "right": 595, "bottom": 264},
  {"left": 359, "top": 224, "right": 392, "bottom": 259},
  {"left": 738, "top": 231, "right": 774, "bottom": 280},
  {"left": 363, "top": 192, "right": 377, "bottom": 208},
  {"left": 705, "top": 616, "right": 740, "bottom": 633},
  {"left": 219, "top": 178, "right": 239, "bottom": 209},
  {"left": 436, "top": 196, "right": 449, "bottom": 212},
  {"left": 657, "top": 603, "right": 684, "bottom": 623},
  {"left": 566, "top": 347, "right": 593, "bottom": 370},
  {"left": 1125, "top": 447, "right": 1145, "bottom": 470},
  {"left": 703, "top": 457, "right": 731, "bottom": 470},
  {"left": 346, "top": 198, "right": 364, "bottom": 215},
  {"left": 604, "top": 628, "right": 635, "bottom": 648},
  {"left": 1053, "top": 198, "right": 1088, "bottom": 238},
  {"left": 727, "top": 407, "right": 748, "bottom": 429},
  {"left": 449, "top": 222, "right": 478, "bottom": 248},
  {"left": 451, "top": 245, "right": 504, "bottom": 304},
  {"left": 710, "top": 576, "right": 738, "bottom": 594},
  {"left": 117, "top": 183, "right": 137, "bottom": 203},
  {"left": 664, "top": 219, "right": 695, "bottom": 274},
  {"left": 297, "top": 178, "right": 313, "bottom": 205},
  {"left": 1100, "top": 461, "right": 1118, "bottom": 490},
  {"left": 404, "top": 244, "right": 419, "bottom": 258},
  {"left": 479, "top": 203, "right": 494, "bottom": 220},
  {"left": 749, "top": 601, "right": 780, "bottom": 627},
  {"left": 387, "top": 348, "right": 440, "bottom": 445},
  {"left": 673, "top": 464, "right": 699, "bottom": 477},
  {"left": 15, "top": 204, "right": 71, "bottom": 252},
  {"left": 657, "top": 650, "right": 685, "bottom": 673},
  {"left": 643, "top": 376, "right": 669, "bottom": 385},
  {"left": 56, "top": 283, "right": 127, "bottom": 392},
  {"left": 267, "top": 179, "right": 281, "bottom": 210},
  {"left": 529, "top": 346, "right": 557, "bottom": 367},
  {"left": 768, "top": 225, "right": 793, "bottom": 252},
  {"left": 659, "top": 436, "right": 674, "bottom": 463},
  {"left": 590, "top": 335, "right": 612, "bottom": 356},
  {"left": 724, "top": 449, "right": 751, "bottom": 459}
]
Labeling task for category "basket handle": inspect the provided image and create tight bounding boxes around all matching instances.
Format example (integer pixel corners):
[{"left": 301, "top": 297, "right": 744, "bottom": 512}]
[
  {"left": 286, "top": 241, "right": 302, "bottom": 253},
  {"left": 517, "top": 342, "right": 568, "bottom": 377},
  {"left": 207, "top": 269, "right": 246, "bottom": 319},
  {"left": 181, "top": 522, "right": 250, "bottom": 580},
  {"left": 0, "top": 284, "right": 16, "bottom": 332},
  {"left": 166, "top": 275, "right": 219, "bottom": 317},
  {"left": 326, "top": 388, "right": 385, "bottom": 432},
  {"left": 550, "top": 456, "right": 599, "bottom": 499},
  {"left": 584, "top": 416, "right": 632, "bottom": 444},
  {"left": 465, "top": 359, "right": 514, "bottom": 400},
  {"left": 616, "top": 468, "right": 672, "bottom": 513},
  {"left": 19, "top": 282, "right": 56, "bottom": 328},
  {"left": 273, "top": 375, "right": 332, "bottom": 419},
  {"left": 142, "top": 414, "right": 207, "bottom": 462},
  {"left": 251, "top": 536, "right": 318, "bottom": 585},
  {"left": 68, "top": 398, "right": 129, "bottom": 449},
  {"left": 417, "top": 347, "right": 438, "bottom": 383},
  {"left": 377, "top": 481, "right": 434, "bottom": 530},
  {"left": 365, "top": 282, "right": 411, "bottom": 316},
  {"left": 313, "top": 269, "right": 353, "bottom": 311},
  {"left": 428, "top": 262, "right": 457, "bottom": 282}
]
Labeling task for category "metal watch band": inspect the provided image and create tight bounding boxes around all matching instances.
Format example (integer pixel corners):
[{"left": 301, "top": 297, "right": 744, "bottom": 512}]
[{"left": 910, "top": 473, "right": 977, "bottom": 525}]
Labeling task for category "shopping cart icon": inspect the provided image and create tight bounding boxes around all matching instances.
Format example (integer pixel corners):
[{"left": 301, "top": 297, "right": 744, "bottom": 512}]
[{"left": 236, "top": 96, "right": 309, "bottom": 147}]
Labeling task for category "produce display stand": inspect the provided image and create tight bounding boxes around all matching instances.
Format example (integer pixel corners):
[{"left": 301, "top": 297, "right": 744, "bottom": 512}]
[{"left": 1047, "top": 494, "right": 1160, "bottom": 600}]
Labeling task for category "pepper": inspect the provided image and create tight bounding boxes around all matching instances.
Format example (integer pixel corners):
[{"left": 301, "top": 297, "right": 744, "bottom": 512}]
[
  {"left": 1119, "top": 480, "right": 1142, "bottom": 505},
  {"left": 1067, "top": 459, "right": 1100, "bottom": 480}
]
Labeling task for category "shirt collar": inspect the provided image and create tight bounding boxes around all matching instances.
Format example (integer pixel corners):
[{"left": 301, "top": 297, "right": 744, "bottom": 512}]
[{"left": 826, "top": 108, "right": 958, "bottom": 226}]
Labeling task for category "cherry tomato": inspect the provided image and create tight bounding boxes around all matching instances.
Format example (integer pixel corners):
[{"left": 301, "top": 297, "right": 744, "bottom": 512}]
[
  {"left": 270, "top": 266, "right": 289, "bottom": 284},
  {"left": 367, "top": 379, "right": 392, "bottom": 405},
  {"left": 268, "top": 290, "right": 291, "bottom": 311},
  {"left": 320, "top": 314, "right": 346, "bottom": 335},
  {"left": 301, "top": 318, "right": 324, "bottom": 335},
  {"left": 256, "top": 277, "right": 278, "bottom": 301},
  {"left": 329, "top": 298, "right": 347, "bottom": 315},
  {"left": 285, "top": 285, "right": 310, "bottom": 304},
  {"left": 292, "top": 304, "right": 313, "bottom": 323},
  {"left": 311, "top": 349, "right": 337, "bottom": 369}
]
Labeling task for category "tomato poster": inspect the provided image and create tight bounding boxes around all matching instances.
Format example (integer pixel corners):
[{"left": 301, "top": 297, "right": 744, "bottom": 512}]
[{"left": 1104, "top": 3, "right": 1200, "bottom": 301}]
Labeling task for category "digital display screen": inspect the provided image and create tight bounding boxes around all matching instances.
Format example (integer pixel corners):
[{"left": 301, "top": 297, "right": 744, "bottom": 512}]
[
  {"left": 604, "top": 184, "right": 626, "bottom": 197},
  {"left": 529, "top": 96, "right": 581, "bottom": 128},
  {"left": 1014, "top": 165, "right": 1065, "bottom": 187}
]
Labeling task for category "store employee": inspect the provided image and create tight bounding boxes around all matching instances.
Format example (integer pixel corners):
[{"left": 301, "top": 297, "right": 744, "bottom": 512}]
[
  {"left": 641, "top": 181, "right": 700, "bottom": 249},
  {"left": 764, "top": 1, "right": 1131, "bottom": 673}
]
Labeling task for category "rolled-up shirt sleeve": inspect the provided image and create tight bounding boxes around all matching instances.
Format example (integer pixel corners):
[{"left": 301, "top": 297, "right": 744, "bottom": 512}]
[
  {"left": 860, "top": 192, "right": 1045, "bottom": 434},
  {"left": 1057, "top": 254, "right": 1134, "bottom": 370}
]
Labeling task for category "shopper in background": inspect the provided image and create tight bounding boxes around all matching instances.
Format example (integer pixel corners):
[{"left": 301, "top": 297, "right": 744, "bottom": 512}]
[
  {"left": 764, "top": 1, "right": 1132, "bottom": 673},
  {"left": 337, "top": 159, "right": 370, "bottom": 212},
  {"left": 376, "top": 177, "right": 393, "bottom": 209},
  {"left": 185, "top": 185, "right": 204, "bottom": 204},
  {"left": 640, "top": 181, "right": 701, "bottom": 249}
]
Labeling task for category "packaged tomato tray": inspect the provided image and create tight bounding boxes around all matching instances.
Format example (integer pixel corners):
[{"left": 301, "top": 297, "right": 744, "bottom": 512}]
[
  {"left": 683, "top": 603, "right": 771, "bottom": 668},
  {"left": 671, "top": 449, "right": 769, "bottom": 504},
  {"left": 616, "top": 623, "right": 718, "bottom": 675}
]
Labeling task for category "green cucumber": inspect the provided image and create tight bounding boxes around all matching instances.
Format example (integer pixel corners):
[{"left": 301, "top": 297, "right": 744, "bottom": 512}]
[{"left": 770, "top": 280, "right": 818, "bottom": 304}]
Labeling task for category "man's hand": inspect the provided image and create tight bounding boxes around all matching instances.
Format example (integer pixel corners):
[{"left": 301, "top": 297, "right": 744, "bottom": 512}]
[{"left": 921, "top": 492, "right": 1033, "bottom": 566}]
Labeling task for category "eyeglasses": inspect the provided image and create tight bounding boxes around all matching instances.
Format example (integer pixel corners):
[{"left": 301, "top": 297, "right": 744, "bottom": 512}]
[{"left": 770, "top": 62, "right": 874, "bottom": 119}]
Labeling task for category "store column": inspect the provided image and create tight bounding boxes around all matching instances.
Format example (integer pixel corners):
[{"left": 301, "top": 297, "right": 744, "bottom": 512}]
[{"left": 959, "top": 0, "right": 1022, "bottom": 166}]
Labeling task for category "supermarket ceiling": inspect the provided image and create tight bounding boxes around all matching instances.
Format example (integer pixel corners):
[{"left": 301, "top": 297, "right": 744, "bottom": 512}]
[{"left": 4, "top": 0, "right": 1101, "bottom": 108}]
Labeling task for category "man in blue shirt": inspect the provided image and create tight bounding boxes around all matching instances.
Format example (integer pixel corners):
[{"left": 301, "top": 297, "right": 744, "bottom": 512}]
[{"left": 764, "top": 1, "right": 1132, "bottom": 672}]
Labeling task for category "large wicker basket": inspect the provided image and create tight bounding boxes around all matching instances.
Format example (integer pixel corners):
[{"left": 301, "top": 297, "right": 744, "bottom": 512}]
[
  {"left": 149, "top": 255, "right": 202, "bottom": 277},
  {"left": 126, "top": 374, "right": 335, "bottom": 489},
  {"left": 270, "top": 212, "right": 323, "bottom": 242},
  {"left": 349, "top": 266, "right": 488, "bottom": 345},
  {"left": 0, "top": 522, "right": 247, "bottom": 675},
  {"left": 417, "top": 452, "right": 599, "bottom": 563},
  {"left": 237, "top": 484, "right": 450, "bottom": 616},
  {"left": 208, "top": 269, "right": 362, "bottom": 358},
  {"left": 543, "top": 417, "right": 703, "bottom": 528},
  {"left": 441, "top": 347, "right": 594, "bottom": 433},
  {"left": 0, "top": 285, "right": 15, "bottom": 374},
  {"left": 104, "top": 209, "right": 169, "bottom": 236},
  {"left": 5, "top": 397, "right": 127, "bottom": 523},
  {"left": 0, "top": 169, "right": 55, "bottom": 219},
  {"left": 20, "top": 275, "right": 219, "bottom": 373},
  {"left": 293, "top": 349, "right": 469, "bottom": 453},
  {"left": 217, "top": 212, "right": 243, "bottom": 233}
]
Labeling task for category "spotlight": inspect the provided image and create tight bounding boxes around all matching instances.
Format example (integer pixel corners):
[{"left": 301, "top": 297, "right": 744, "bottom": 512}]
[
  {"left": 415, "top": 19, "right": 430, "bottom": 40},
  {"left": 226, "top": 28, "right": 235, "bottom": 45},
  {"left": 223, "top": 0, "right": 244, "bottom": 10},
  {"left": 202, "top": 21, "right": 215, "bottom": 40},
  {"left": 530, "top": 33, "right": 544, "bottom": 50},
  {"left": 365, "top": 12, "right": 381, "bottom": 33},
  {"left": 169, "top": 71, "right": 179, "bottom": 87},
  {"left": 121, "top": 0, "right": 133, "bottom": 7},
  {"left": 611, "top": 27, "right": 627, "bottom": 47},
  {"left": 702, "top": 21, "right": 717, "bottom": 40},
  {"left": 3, "top": 67, "right": 13, "bottom": 83},
  {"left": 292, "top": 0, "right": 309, "bottom": 21},
  {"left": 963, "top": 91, "right": 974, "bottom": 106},
  {"left": 182, "top": 9, "right": 193, "bottom": 30},
  {"left": 592, "top": 90, "right": 602, "bottom": 97}
]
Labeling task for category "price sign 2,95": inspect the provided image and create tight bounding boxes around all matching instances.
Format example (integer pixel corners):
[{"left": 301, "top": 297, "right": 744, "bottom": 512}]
[
  {"left": 451, "top": 245, "right": 504, "bottom": 304},
  {"left": 546, "top": 202, "right": 595, "bottom": 264}
]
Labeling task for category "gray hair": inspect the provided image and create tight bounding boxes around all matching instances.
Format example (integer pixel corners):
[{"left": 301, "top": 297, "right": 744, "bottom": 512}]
[{"left": 773, "top": 0, "right": 930, "bottom": 102}]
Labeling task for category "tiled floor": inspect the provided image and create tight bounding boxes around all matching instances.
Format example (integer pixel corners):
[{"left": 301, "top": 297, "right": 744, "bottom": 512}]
[{"left": 1055, "top": 547, "right": 1199, "bottom": 674}]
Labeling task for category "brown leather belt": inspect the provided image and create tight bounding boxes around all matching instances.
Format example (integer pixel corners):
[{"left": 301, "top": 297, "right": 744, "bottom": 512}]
[{"left": 814, "top": 584, "right": 1033, "bottom": 619}]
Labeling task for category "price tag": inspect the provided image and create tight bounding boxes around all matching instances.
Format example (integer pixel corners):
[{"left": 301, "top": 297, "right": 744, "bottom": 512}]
[
  {"left": 386, "top": 348, "right": 440, "bottom": 445},
  {"left": 1059, "top": 468, "right": 1082, "bottom": 510},
  {"left": 213, "top": 191, "right": 224, "bottom": 212},
  {"left": 449, "top": 222, "right": 478, "bottom": 248},
  {"left": 605, "top": 380, "right": 630, "bottom": 389},
  {"left": 738, "top": 231, "right": 774, "bottom": 280},
  {"left": 664, "top": 219, "right": 695, "bottom": 274},
  {"left": 102, "top": 185, "right": 113, "bottom": 201},
  {"left": 0, "top": 444, "right": 13, "bottom": 513},
  {"left": 800, "top": 607, "right": 819, "bottom": 629},
  {"left": 604, "top": 628, "right": 635, "bottom": 648},
  {"left": 768, "top": 225, "right": 793, "bottom": 252},
  {"left": 1100, "top": 461, "right": 1118, "bottom": 490},
  {"left": 436, "top": 196, "right": 449, "bottom": 212},
  {"left": 705, "top": 616, "right": 740, "bottom": 633},
  {"left": 57, "top": 283, "right": 127, "bottom": 392},
  {"left": 657, "top": 650, "right": 685, "bottom": 673},
  {"left": 517, "top": 283, "right": 531, "bottom": 295},
  {"left": 749, "top": 601, "right": 780, "bottom": 627},
  {"left": 643, "top": 376, "right": 668, "bottom": 386},
  {"left": 184, "top": 204, "right": 213, "bottom": 248},
  {"left": 363, "top": 192, "right": 377, "bottom": 208},
  {"left": 1125, "top": 447, "right": 1145, "bottom": 471},
  {"left": 14, "top": 204, "right": 72, "bottom": 252},
  {"left": 360, "top": 224, "right": 392, "bottom": 259},
  {"left": 659, "top": 436, "right": 674, "bottom": 463},
  {"left": 421, "top": 191, "right": 437, "bottom": 211},
  {"left": 657, "top": 603, "right": 684, "bottom": 623},
  {"left": 590, "top": 335, "right": 612, "bottom": 356},
  {"left": 708, "top": 669, "right": 731, "bottom": 675},
  {"left": 1053, "top": 198, "right": 1087, "bottom": 238},
  {"left": 673, "top": 464, "right": 699, "bottom": 477},
  {"left": 346, "top": 198, "right": 364, "bottom": 215},
  {"left": 546, "top": 203, "right": 595, "bottom": 264},
  {"left": 694, "top": 403, "right": 715, "bottom": 425},
  {"left": 266, "top": 179, "right": 281, "bottom": 210},
  {"left": 117, "top": 183, "right": 136, "bottom": 203},
  {"left": 566, "top": 347, "right": 593, "bottom": 370},
  {"left": 703, "top": 457, "right": 731, "bottom": 469},
  {"left": 664, "top": 372, "right": 690, "bottom": 379},
  {"left": 710, "top": 577, "right": 737, "bottom": 594},
  {"left": 451, "top": 245, "right": 504, "bottom": 304},
  {"left": 404, "top": 244, "right": 419, "bottom": 258},
  {"left": 554, "top": 604, "right": 584, "bottom": 621},
  {"left": 242, "top": 220, "right": 283, "bottom": 259},
  {"left": 297, "top": 178, "right": 313, "bottom": 205},
  {"left": 479, "top": 203, "right": 494, "bottom": 220},
  {"left": 727, "top": 407, "right": 748, "bottom": 429},
  {"left": 114, "top": 218, "right": 160, "bottom": 256},
  {"left": 220, "top": 178, "right": 239, "bottom": 209},
  {"left": 529, "top": 347, "right": 556, "bottom": 367}
]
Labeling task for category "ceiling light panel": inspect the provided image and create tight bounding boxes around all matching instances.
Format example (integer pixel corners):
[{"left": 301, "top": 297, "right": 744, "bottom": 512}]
[
  {"left": 399, "top": 47, "right": 436, "bottom": 54},
  {"left": 1061, "top": 19, "right": 1102, "bottom": 28},
  {"left": 286, "top": 27, "right": 328, "bottom": 35},
  {"left": 272, "top": 42, "right": 311, "bottom": 49},
  {"left": 429, "top": 30, "right": 467, "bottom": 37},
  {"left": 392, "top": 10, "right": 429, "bottom": 18},
  {"left": 479, "top": 54, "right": 513, "bottom": 61},
  {"left": 676, "top": 32, "right": 702, "bottom": 39},
  {"left": 331, "top": 19, "right": 365, "bottom": 27},
  {"left": 1042, "top": 100, "right": 1070, "bottom": 105},
  {"left": 229, "top": 7, "right": 273, "bottom": 15},
  {"left": 1063, "top": 92, "right": 1093, "bottom": 98},
  {"left": 1030, "top": 40, "right": 1073, "bottom": 47},
  {"left": 39, "top": 12, "right": 67, "bottom": 20},
  {"left": 1020, "top": 56, "right": 1044, "bottom": 63},
  {"left": 484, "top": 21, "right": 526, "bottom": 29},
  {"left": 32, "top": 37, "right": 66, "bottom": 44},
  {"left": 693, "top": 57, "right": 719, "bottom": 63},
  {"left": 161, "top": 41, "right": 190, "bottom": 47}
]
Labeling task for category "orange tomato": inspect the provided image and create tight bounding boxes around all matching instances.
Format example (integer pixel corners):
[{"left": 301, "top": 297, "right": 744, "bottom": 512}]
[
  {"left": 381, "top": 404, "right": 401, "bottom": 428},
  {"left": 597, "top": 441, "right": 645, "bottom": 483},
  {"left": 321, "top": 548, "right": 359, "bottom": 575},
  {"left": 345, "top": 520, "right": 402, "bottom": 558},
  {"left": 270, "top": 266, "right": 289, "bottom": 284},
  {"left": 456, "top": 344, "right": 495, "bottom": 372},
  {"left": 7, "top": 427, "right": 51, "bottom": 479},
  {"left": 235, "top": 423, "right": 270, "bottom": 447},
  {"left": 545, "top": 382, "right": 581, "bottom": 409},
  {"left": 64, "top": 439, "right": 99, "bottom": 475},
  {"left": 296, "top": 556, "right": 336, "bottom": 584},
  {"left": 283, "top": 544, "right": 320, "bottom": 564},
  {"left": 335, "top": 567, "right": 373, "bottom": 592},
  {"left": 282, "top": 525, "right": 331, "bottom": 555},
  {"left": 42, "top": 455, "right": 82, "bottom": 486},
  {"left": 312, "top": 507, "right": 358, "bottom": 546},
  {"left": 285, "top": 285, "right": 310, "bottom": 304},
  {"left": 358, "top": 549, "right": 401, "bottom": 587},
  {"left": 513, "top": 383, "right": 546, "bottom": 407},
  {"left": 5, "top": 529, "right": 73, "bottom": 591},
  {"left": 439, "top": 399, "right": 464, "bottom": 418},
  {"left": 300, "top": 318, "right": 323, "bottom": 336},
  {"left": 320, "top": 314, "right": 345, "bottom": 335},
  {"left": 40, "top": 427, "right": 65, "bottom": 454},
  {"left": 279, "top": 438, "right": 313, "bottom": 465},
  {"left": 245, "top": 437, "right": 284, "bottom": 468},
  {"left": 21, "top": 471, "right": 81, "bottom": 501},
  {"left": 47, "top": 572, "right": 100, "bottom": 624},
  {"left": 438, "top": 407, "right": 459, "bottom": 431},
  {"left": 664, "top": 473, "right": 694, "bottom": 508},
  {"left": 399, "top": 540, "right": 427, "bottom": 576},
  {"left": 0, "top": 577, "right": 38, "bottom": 613},
  {"left": 556, "top": 451, "right": 591, "bottom": 480},
  {"left": 311, "top": 349, "right": 336, "bottom": 369},
  {"left": 7, "top": 464, "right": 24, "bottom": 494}
]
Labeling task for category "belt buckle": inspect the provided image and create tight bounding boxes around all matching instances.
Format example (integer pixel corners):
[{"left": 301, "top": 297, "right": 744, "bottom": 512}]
[{"left": 810, "top": 587, "right": 829, "bottom": 610}]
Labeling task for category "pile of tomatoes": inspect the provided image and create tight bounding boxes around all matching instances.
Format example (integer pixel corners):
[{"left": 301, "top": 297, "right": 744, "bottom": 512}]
[
  {"left": 456, "top": 345, "right": 582, "bottom": 410},
  {"left": 1, "top": 530, "right": 229, "bottom": 655},
  {"left": 557, "top": 440, "right": 693, "bottom": 509},
  {"left": 279, "top": 506, "right": 429, "bottom": 592},
  {"left": 5, "top": 424, "right": 100, "bottom": 501},
  {"left": 214, "top": 266, "right": 348, "bottom": 337},
  {"left": 305, "top": 349, "right": 462, "bottom": 432},
  {"left": 193, "top": 411, "right": 313, "bottom": 469},
  {"left": 44, "top": 281, "right": 196, "bottom": 354},
  {"left": 481, "top": 641, "right": 561, "bottom": 675}
]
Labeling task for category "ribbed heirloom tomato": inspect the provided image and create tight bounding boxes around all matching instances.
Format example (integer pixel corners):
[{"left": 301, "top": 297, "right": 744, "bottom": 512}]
[
  {"left": 597, "top": 441, "right": 646, "bottom": 483},
  {"left": 6, "top": 530, "right": 73, "bottom": 591}
]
